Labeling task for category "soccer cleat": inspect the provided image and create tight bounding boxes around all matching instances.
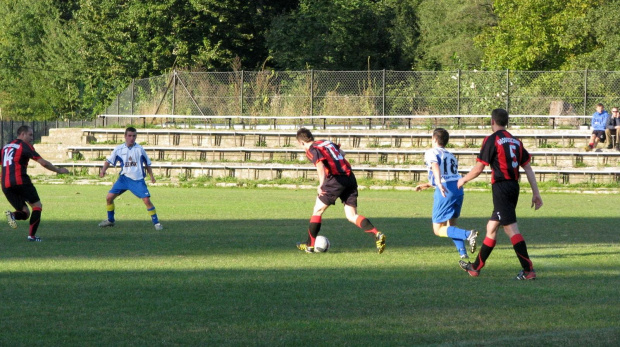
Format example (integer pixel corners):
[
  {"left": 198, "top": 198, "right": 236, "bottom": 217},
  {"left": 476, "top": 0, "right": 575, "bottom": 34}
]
[
  {"left": 515, "top": 269, "right": 537, "bottom": 280},
  {"left": 584, "top": 145, "right": 593, "bottom": 152},
  {"left": 459, "top": 260, "right": 480, "bottom": 277},
  {"left": 154, "top": 223, "right": 163, "bottom": 231},
  {"left": 375, "top": 232, "right": 386, "bottom": 254},
  {"left": 296, "top": 242, "right": 314, "bottom": 253},
  {"left": 27, "top": 236, "right": 42, "bottom": 242},
  {"left": 98, "top": 219, "right": 115, "bottom": 227},
  {"left": 607, "top": 144, "right": 613, "bottom": 149},
  {"left": 5, "top": 211, "right": 17, "bottom": 229},
  {"left": 467, "top": 230, "right": 479, "bottom": 254}
]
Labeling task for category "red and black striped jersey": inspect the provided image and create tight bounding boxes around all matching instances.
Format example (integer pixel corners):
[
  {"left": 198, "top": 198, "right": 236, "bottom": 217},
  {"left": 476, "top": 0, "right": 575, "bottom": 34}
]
[
  {"left": 1, "top": 139, "right": 41, "bottom": 188},
  {"left": 306, "top": 140, "right": 352, "bottom": 176},
  {"left": 477, "top": 130, "right": 530, "bottom": 184}
]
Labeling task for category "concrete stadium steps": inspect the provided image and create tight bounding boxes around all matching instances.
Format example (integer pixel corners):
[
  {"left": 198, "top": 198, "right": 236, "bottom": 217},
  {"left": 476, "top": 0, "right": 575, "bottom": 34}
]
[
  {"left": 64, "top": 145, "right": 620, "bottom": 168},
  {"left": 77, "top": 128, "right": 592, "bottom": 149},
  {"left": 27, "top": 127, "right": 620, "bottom": 184}
]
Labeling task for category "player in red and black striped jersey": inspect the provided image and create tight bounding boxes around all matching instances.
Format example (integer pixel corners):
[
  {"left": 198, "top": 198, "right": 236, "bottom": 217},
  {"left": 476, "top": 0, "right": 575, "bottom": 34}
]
[
  {"left": 295, "top": 128, "right": 386, "bottom": 254},
  {"left": 457, "top": 109, "right": 543, "bottom": 280},
  {"left": 1, "top": 125, "right": 69, "bottom": 241}
]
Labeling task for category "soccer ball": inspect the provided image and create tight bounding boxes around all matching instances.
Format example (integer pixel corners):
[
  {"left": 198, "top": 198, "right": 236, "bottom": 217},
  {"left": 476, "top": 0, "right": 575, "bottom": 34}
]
[{"left": 314, "top": 235, "right": 330, "bottom": 253}]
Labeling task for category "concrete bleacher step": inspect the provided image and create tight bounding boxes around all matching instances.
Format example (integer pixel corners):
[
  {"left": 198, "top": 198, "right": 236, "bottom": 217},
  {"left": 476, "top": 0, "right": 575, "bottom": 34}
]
[{"left": 28, "top": 127, "right": 620, "bottom": 184}]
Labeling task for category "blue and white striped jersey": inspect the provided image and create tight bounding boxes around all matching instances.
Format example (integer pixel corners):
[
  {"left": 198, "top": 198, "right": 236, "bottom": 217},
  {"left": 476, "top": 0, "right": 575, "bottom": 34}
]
[{"left": 424, "top": 147, "right": 461, "bottom": 186}]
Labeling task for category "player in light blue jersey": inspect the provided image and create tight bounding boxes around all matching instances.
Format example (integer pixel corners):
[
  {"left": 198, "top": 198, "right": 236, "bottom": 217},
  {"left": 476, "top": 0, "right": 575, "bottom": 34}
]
[
  {"left": 415, "top": 128, "right": 477, "bottom": 258},
  {"left": 98, "top": 127, "right": 162, "bottom": 230}
]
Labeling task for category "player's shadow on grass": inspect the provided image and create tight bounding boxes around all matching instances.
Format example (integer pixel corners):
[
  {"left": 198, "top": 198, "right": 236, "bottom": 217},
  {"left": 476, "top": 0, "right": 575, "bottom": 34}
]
[{"left": 2, "top": 216, "right": 617, "bottom": 258}]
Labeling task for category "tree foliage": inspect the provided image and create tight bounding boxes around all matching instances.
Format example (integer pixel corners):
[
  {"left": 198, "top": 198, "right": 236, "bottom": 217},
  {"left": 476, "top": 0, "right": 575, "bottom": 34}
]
[
  {"left": 1, "top": 0, "right": 620, "bottom": 120},
  {"left": 414, "top": 0, "right": 495, "bottom": 70}
]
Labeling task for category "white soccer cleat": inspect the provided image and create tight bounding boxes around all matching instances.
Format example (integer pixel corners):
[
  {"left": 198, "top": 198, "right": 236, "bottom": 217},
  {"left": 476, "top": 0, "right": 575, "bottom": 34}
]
[
  {"left": 5, "top": 211, "right": 17, "bottom": 229},
  {"left": 98, "top": 219, "right": 115, "bottom": 227},
  {"left": 154, "top": 223, "right": 163, "bottom": 231}
]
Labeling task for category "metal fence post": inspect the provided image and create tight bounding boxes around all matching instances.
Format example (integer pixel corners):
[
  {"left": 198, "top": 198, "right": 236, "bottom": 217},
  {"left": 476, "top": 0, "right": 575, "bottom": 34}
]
[
  {"left": 130, "top": 78, "right": 134, "bottom": 115},
  {"left": 310, "top": 69, "right": 314, "bottom": 126},
  {"left": 584, "top": 69, "right": 588, "bottom": 116},
  {"left": 240, "top": 70, "right": 244, "bottom": 128},
  {"left": 172, "top": 70, "right": 176, "bottom": 116},
  {"left": 382, "top": 69, "right": 386, "bottom": 118},
  {"left": 457, "top": 69, "right": 461, "bottom": 127},
  {"left": 506, "top": 69, "right": 510, "bottom": 113}
]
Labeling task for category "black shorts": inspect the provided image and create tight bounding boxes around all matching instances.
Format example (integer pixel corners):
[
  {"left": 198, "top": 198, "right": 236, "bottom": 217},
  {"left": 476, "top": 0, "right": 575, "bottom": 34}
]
[
  {"left": 319, "top": 173, "right": 358, "bottom": 207},
  {"left": 490, "top": 180, "right": 519, "bottom": 226},
  {"left": 592, "top": 130, "right": 606, "bottom": 142},
  {"left": 2, "top": 184, "right": 40, "bottom": 211}
]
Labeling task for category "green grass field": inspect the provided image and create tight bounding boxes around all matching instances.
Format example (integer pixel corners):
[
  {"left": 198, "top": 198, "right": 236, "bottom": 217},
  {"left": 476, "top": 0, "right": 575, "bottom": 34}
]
[{"left": 1, "top": 185, "right": 619, "bottom": 346}]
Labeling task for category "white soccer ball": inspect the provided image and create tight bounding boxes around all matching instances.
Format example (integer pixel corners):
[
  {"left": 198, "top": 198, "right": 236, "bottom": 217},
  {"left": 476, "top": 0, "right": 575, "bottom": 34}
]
[{"left": 314, "top": 236, "right": 330, "bottom": 253}]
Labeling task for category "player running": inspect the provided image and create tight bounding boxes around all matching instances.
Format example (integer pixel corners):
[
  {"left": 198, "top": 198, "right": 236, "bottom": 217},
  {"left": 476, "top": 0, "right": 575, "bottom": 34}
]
[
  {"left": 295, "top": 128, "right": 386, "bottom": 254},
  {"left": 415, "top": 128, "right": 478, "bottom": 259},
  {"left": 98, "top": 127, "right": 162, "bottom": 230},
  {"left": 1, "top": 125, "right": 69, "bottom": 241}
]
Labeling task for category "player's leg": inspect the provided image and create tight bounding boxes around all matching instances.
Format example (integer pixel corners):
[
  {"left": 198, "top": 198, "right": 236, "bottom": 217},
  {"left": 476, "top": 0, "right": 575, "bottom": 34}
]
[
  {"left": 3, "top": 187, "right": 30, "bottom": 228},
  {"left": 99, "top": 192, "right": 119, "bottom": 227},
  {"left": 26, "top": 200, "right": 42, "bottom": 241},
  {"left": 345, "top": 203, "right": 386, "bottom": 254},
  {"left": 503, "top": 223, "right": 536, "bottom": 280},
  {"left": 297, "top": 197, "right": 329, "bottom": 253},
  {"left": 141, "top": 196, "right": 162, "bottom": 230},
  {"left": 432, "top": 188, "right": 476, "bottom": 256}
]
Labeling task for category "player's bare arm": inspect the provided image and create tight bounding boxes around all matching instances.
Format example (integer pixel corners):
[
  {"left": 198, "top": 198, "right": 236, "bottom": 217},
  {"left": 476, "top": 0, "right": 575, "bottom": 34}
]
[
  {"left": 146, "top": 165, "right": 156, "bottom": 183},
  {"left": 522, "top": 163, "right": 543, "bottom": 210},
  {"left": 99, "top": 161, "right": 110, "bottom": 177},
  {"left": 414, "top": 182, "right": 432, "bottom": 191},
  {"left": 457, "top": 161, "right": 485, "bottom": 189},
  {"left": 431, "top": 162, "right": 446, "bottom": 197},
  {"left": 36, "top": 158, "right": 69, "bottom": 174}
]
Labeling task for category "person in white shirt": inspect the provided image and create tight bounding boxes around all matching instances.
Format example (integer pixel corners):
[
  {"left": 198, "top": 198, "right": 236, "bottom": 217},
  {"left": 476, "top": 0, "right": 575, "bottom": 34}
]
[
  {"left": 415, "top": 128, "right": 477, "bottom": 259},
  {"left": 98, "top": 127, "right": 162, "bottom": 230}
]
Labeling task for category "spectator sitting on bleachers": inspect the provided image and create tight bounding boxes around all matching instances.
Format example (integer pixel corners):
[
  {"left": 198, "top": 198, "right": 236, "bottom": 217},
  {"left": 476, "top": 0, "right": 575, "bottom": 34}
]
[
  {"left": 605, "top": 106, "right": 620, "bottom": 150},
  {"left": 585, "top": 103, "right": 610, "bottom": 151}
]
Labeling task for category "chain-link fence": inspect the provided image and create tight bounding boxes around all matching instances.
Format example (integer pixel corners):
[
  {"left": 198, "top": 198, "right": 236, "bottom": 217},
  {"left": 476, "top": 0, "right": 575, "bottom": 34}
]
[
  {"left": 104, "top": 69, "right": 620, "bottom": 128},
  {"left": 0, "top": 119, "right": 102, "bottom": 145}
]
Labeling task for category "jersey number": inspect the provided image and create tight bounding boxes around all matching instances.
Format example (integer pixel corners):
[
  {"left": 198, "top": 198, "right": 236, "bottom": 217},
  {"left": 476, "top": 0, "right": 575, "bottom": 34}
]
[
  {"left": 509, "top": 144, "right": 518, "bottom": 168},
  {"left": 3, "top": 148, "right": 14, "bottom": 167},
  {"left": 442, "top": 157, "right": 458, "bottom": 175},
  {"left": 323, "top": 143, "right": 344, "bottom": 161}
]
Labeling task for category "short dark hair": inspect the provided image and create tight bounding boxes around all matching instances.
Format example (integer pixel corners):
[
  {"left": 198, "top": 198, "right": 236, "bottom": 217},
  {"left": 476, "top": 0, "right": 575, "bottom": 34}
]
[
  {"left": 433, "top": 128, "right": 449, "bottom": 147},
  {"left": 296, "top": 127, "right": 314, "bottom": 142},
  {"left": 16, "top": 125, "right": 32, "bottom": 136},
  {"left": 597, "top": 103, "right": 604, "bottom": 108},
  {"left": 491, "top": 108, "right": 509, "bottom": 127},
  {"left": 125, "top": 127, "right": 137, "bottom": 135}
]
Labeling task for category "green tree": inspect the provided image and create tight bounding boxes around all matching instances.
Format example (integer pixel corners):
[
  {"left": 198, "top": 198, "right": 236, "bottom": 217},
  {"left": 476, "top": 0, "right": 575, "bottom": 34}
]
[
  {"left": 266, "top": 0, "right": 404, "bottom": 70},
  {"left": 414, "top": 0, "right": 495, "bottom": 70},
  {"left": 477, "top": 0, "right": 600, "bottom": 70}
]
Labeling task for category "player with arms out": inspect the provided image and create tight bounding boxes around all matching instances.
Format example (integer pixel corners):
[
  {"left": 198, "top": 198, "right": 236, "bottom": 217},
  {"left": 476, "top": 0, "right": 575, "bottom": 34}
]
[
  {"left": 98, "top": 127, "right": 162, "bottom": 230},
  {"left": 295, "top": 128, "right": 386, "bottom": 254},
  {"left": 457, "top": 109, "right": 543, "bottom": 280},
  {"left": 415, "top": 128, "right": 478, "bottom": 259},
  {"left": 2, "top": 125, "right": 69, "bottom": 241}
]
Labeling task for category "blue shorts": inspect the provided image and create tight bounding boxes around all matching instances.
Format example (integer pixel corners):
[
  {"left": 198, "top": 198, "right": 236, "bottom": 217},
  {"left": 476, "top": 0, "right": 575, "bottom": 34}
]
[
  {"left": 432, "top": 181, "right": 464, "bottom": 224},
  {"left": 109, "top": 175, "right": 151, "bottom": 199}
]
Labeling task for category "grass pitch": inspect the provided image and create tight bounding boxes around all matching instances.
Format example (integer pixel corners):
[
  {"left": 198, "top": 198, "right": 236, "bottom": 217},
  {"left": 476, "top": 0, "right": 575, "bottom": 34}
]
[{"left": 0, "top": 185, "right": 618, "bottom": 346}]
